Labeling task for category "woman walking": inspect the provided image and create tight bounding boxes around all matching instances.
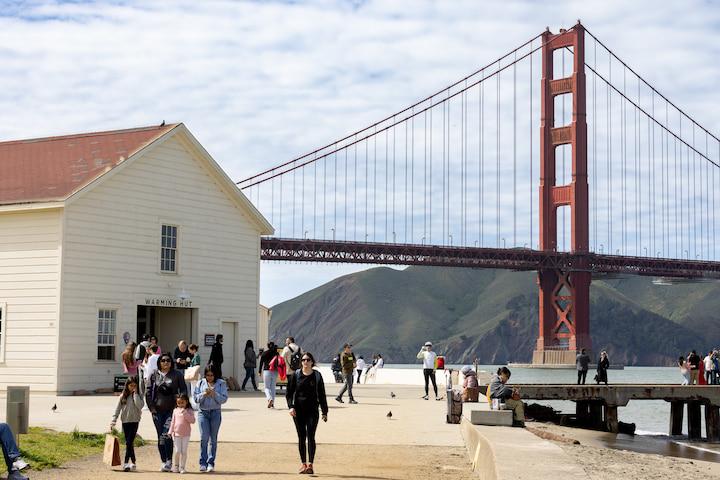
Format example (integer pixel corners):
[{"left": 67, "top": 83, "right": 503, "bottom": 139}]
[
  {"left": 193, "top": 366, "right": 229, "bottom": 472},
  {"left": 209, "top": 334, "right": 224, "bottom": 379},
  {"left": 121, "top": 342, "right": 140, "bottom": 376},
  {"left": 146, "top": 353, "right": 187, "bottom": 472},
  {"left": 259, "top": 342, "right": 279, "bottom": 408},
  {"left": 242, "top": 340, "right": 258, "bottom": 391},
  {"left": 286, "top": 352, "right": 328, "bottom": 475},
  {"left": 596, "top": 351, "right": 610, "bottom": 385},
  {"left": 110, "top": 376, "right": 144, "bottom": 472}
]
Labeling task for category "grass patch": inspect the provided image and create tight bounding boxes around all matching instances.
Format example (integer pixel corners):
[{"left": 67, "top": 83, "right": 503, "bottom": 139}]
[{"left": 0, "top": 427, "right": 146, "bottom": 473}]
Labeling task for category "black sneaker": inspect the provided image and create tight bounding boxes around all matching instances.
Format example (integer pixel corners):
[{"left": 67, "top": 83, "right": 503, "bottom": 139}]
[
  {"left": 349, "top": 399, "right": 358, "bottom": 404},
  {"left": 335, "top": 396, "right": 344, "bottom": 403},
  {"left": 512, "top": 420, "right": 526, "bottom": 428}
]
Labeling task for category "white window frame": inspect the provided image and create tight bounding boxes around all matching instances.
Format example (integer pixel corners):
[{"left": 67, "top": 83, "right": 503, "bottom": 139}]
[
  {"left": 96, "top": 306, "right": 118, "bottom": 362},
  {"left": 160, "top": 223, "right": 180, "bottom": 274},
  {"left": 0, "top": 302, "right": 6, "bottom": 363}
]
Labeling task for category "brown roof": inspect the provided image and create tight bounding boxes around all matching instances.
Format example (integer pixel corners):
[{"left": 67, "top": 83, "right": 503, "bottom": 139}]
[{"left": 0, "top": 124, "right": 178, "bottom": 205}]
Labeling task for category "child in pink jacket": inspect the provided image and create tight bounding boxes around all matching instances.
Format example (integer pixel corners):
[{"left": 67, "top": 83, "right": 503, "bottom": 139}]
[{"left": 168, "top": 394, "right": 195, "bottom": 473}]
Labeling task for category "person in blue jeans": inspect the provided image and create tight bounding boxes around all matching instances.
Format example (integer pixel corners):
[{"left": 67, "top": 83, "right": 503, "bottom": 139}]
[
  {"left": 193, "top": 366, "right": 228, "bottom": 472},
  {"left": 0, "top": 423, "right": 30, "bottom": 480}
]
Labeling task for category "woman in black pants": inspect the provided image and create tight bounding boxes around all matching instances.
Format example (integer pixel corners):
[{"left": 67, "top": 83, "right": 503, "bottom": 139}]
[{"left": 286, "top": 351, "right": 328, "bottom": 475}]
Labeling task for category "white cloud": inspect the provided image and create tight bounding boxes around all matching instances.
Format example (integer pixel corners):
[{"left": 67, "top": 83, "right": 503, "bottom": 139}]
[{"left": 1, "top": 0, "right": 719, "bottom": 305}]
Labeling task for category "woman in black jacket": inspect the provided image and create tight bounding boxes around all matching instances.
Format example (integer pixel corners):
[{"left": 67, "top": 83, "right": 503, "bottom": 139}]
[
  {"left": 209, "top": 334, "right": 224, "bottom": 379},
  {"left": 596, "top": 351, "right": 610, "bottom": 385},
  {"left": 241, "top": 339, "right": 258, "bottom": 391},
  {"left": 286, "top": 351, "right": 328, "bottom": 475},
  {"left": 259, "top": 342, "right": 279, "bottom": 408},
  {"left": 146, "top": 353, "right": 187, "bottom": 472}
]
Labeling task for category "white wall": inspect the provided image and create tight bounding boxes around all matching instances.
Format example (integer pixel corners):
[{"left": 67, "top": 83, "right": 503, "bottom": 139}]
[
  {"left": 59, "top": 134, "right": 261, "bottom": 392},
  {"left": 0, "top": 209, "right": 62, "bottom": 392}
]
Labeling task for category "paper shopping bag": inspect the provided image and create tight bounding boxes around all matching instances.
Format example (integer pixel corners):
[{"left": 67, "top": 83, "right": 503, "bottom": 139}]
[{"left": 103, "top": 434, "right": 121, "bottom": 466}]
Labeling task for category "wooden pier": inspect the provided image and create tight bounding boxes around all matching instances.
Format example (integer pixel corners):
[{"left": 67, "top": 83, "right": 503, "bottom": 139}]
[{"left": 514, "top": 384, "right": 720, "bottom": 441}]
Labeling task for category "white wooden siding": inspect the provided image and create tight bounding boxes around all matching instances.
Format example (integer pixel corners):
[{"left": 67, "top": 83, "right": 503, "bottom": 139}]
[
  {"left": 0, "top": 209, "right": 62, "bottom": 391},
  {"left": 59, "top": 134, "right": 261, "bottom": 392}
]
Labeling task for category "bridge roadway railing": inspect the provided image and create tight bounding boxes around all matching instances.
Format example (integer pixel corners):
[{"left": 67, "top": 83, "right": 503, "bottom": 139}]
[
  {"left": 513, "top": 384, "right": 720, "bottom": 441},
  {"left": 260, "top": 238, "right": 720, "bottom": 278}
]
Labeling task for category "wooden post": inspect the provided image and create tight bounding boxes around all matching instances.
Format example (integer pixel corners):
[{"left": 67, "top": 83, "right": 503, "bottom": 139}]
[
  {"left": 687, "top": 401, "right": 702, "bottom": 440},
  {"left": 605, "top": 405, "right": 619, "bottom": 433},
  {"left": 669, "top": 401, "right": 684, "bottom": 436},
  {"left": 705, "top": 404, "right": 720, "bottom": 442},
  {"left": 589, "top": 401, "right": 604, "bottom": 429}
]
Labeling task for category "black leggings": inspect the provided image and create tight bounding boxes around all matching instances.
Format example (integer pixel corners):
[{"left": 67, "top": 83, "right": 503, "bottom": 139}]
[
  {"left": 423, "top": 368, "right": 437, "bottom": 396},
  {"left": 293, "top": 409, "right": 319, "bottom": 464},
  {"left": 122, "top": 422, "right": 139, "bottom": 463},
  {"left": 577, "top": 370, "right": 587, "bottom": 385}
]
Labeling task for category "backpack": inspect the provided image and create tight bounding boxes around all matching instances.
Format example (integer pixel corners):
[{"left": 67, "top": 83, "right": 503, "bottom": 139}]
[
  {"left": 288, "top": 346, "right": 302, "bottom": 370},
  {"left": 134, "top": 343, "right": 147, "bottom": 362}
]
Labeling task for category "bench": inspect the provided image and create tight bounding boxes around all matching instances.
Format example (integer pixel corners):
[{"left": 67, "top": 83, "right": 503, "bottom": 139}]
[{"left": 469, "top": 408, "right": 513, "bottom": 426}]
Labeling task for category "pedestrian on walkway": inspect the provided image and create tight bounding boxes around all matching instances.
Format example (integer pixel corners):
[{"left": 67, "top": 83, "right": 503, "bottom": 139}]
[
  {"left": 110, "top": 376, "right": 144, "bottom": 472},
  {"left": 417, "top": 341, "right": 440, "bottom": 400},
  {"left": 259, "top": 342, "right": 280, "bottom": 408},
  {"left": 187, "top": 343, "right": 201, "bottom": 409},
  {"left": 704, "top": 351, "right": 715, "bottom": 385},
  {"left": 168, "top": 394, "right": 195, "bottom": 474},
  {"left": 150, "top": 335, "right": 162, "bottom": 355},
  {"left": 193, "top": 366, "right": 228, "bottom": 472},
  {"left": 146, "top": 353, "right": 187, "bottom": 472},
  {"left": 679, "top": 356, "right": 691, "bottom": 385},
  {"left": 576, "top": 349, "right": 590, "bottom": 385},
  {"left": 209, "top": 334, "right": 224, "bottom": 379},
  {"left": 687, "top": 350, "right": 701, "bottom": 385},
  {"left": 331, "top": 352, "right": 343, "bottom": 383},
  {"left": 0, "top": 423, "right": 29, "bottom": 480},
  {"left": 356, "top": 355, "right": 366, "bottom": 384},
  {"left": 595, "top": 351, "right": 610, "bottom": 385},
  {"left": 489, "top": 367, "right": 525, "bottom": 427},
  {"left": 121, "top": 342, "right": 140, "bottom": 376},
  {"left": 335, "top": 344, "right": 358, "bottom": 404},
  {"left": 283, "top": 336, "right": 302, "bottom": 378},
  {"left": 287, "top": 351, "right": 328, "bottom": 475},
  {"left": 242, "top": 339, "right": 259, "bottom": 391}
]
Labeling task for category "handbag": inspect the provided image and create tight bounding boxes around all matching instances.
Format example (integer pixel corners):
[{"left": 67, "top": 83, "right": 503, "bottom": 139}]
[
  {"left": 103, "top": 434, "right": 121, "bottom": 466},
  {"left": 185, "top": 365, "right": 201, "bottom": 381}
]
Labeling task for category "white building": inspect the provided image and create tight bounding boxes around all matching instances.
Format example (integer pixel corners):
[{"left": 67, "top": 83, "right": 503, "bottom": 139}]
[{"left": 0, "top": 123, "right": 273, "bottom": 393}]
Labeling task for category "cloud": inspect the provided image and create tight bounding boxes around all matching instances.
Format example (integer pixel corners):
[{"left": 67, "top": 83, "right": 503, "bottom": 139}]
[{"left": 1, "top": 0, "right": 719, "bottom": 305}]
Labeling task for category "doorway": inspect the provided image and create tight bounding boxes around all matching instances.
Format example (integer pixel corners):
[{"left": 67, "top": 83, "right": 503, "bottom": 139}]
[
  {"left": 221, "top": 321, "right": 236, "bottom": 379},
  {"left": 137, "top": 305, "right": 196, "bottom": 353}
]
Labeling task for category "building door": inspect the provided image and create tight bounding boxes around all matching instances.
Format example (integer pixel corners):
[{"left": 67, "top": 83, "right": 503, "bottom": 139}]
[{"left": 221, "top": 321, "right": 236, "bottom": 379}]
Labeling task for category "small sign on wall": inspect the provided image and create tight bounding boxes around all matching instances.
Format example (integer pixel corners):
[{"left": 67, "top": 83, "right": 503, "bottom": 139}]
[{"left": 204, "top": 334, "right": 216, "bottom": 347}]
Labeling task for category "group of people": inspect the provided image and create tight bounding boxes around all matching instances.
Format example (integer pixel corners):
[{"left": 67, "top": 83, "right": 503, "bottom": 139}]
[
  {"left": 113, "top": 334, "right": 227, "bottom": 473},
  {"left": 332, "top": 351, "right": 384, "bottom": 384},
  {"left": 575, "top": 349, "right": 610, "bottom": 385},
  {"left": 679, "top": 349, "right": 720, "bottom": 385}
]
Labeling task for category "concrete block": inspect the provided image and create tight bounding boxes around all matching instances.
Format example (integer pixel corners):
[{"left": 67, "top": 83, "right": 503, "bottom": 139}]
[{"left": 470, "top": 409, "right": 514, "bottom": 426}]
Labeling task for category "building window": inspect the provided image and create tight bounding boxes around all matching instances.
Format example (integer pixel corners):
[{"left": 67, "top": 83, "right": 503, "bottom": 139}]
[
  {"left": 97, "top": 309, "right": 116, "bottom": 361},
  {"left": 161, "top": 224, "right": 178, "bottom": 273}
]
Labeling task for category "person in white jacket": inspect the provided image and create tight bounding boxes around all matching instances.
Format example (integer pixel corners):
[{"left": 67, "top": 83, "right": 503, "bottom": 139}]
[
  {"left": 355, "top": 356, "right": 366, "bottom": 384},
  {"left": 417, "top": 342, "right": 440, "bottom": 400}
]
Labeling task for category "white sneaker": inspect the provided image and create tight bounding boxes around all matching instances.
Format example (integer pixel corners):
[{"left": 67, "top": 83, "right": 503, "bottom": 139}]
[
  {"left": 123, "top": 462, "right": 130, "bottom": 472},
  {"left": 12, "top": 459, "right": 29, "bottom": 471},
  {"left": 179, "top": 468, "right": 186, "bottom": 474},
  {"left": 130, "top": 462, "right": 137, "bottom": 471},
  {"left": 161, "top": 461, "right": 172, "bottom": 472},
  {"left": 171, "top": 465, "right": 180, "bottom": 473},
  {"left": 207, "top": 465, "right": 215, "bottom": 472}
]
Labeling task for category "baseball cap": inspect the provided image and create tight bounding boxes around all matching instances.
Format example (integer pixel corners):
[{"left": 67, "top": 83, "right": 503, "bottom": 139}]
[{"left": 424, "top": 341, "right": 432, "bottom": 347}]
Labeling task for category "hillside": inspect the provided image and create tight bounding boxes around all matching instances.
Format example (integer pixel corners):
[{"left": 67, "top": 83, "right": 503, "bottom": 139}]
[{"left": 269, "top": 266, "right": 711, "bottom": 366}]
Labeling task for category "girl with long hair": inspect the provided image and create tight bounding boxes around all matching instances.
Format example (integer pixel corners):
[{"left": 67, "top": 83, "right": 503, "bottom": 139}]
[
  {"left": 242, "top": 339, "right": 258, "bottom": 391},
  {"left": 259, "top": 341, "right": 279, "bottom": 408},
  {"left": 110, "top": 376, "right": 144, "bottom": 472},
  {"left": 121, "top": 342, "right": 139, "bottom": 376}
]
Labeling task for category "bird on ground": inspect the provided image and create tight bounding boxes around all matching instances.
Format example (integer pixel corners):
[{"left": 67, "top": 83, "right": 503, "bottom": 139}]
[
  {"left": 51, "top": 403, "right": 57, "bottom": 412},
  {"left": 160, "top": 120, "right": 166, "bottom": 127},
  {"left": 390, "top": 392, "right": 396, "bottom": 398},
  {"left": 386, "top": 411, "right": 392, "bottom": 419}
]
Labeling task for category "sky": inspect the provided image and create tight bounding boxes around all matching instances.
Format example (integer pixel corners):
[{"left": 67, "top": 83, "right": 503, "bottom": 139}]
[{"left": 1, "top": 0, "right": 719, "bottom": 307}]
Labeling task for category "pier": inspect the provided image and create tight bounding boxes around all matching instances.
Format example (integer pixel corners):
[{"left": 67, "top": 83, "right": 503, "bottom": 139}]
[{"left": 515, "top": 384, "right": 720, "bottom": 441}]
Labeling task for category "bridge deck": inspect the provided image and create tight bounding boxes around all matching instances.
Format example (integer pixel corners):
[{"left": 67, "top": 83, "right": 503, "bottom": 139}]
[{"left": 514, "top": 384, "right": 720, "bottom": 407}]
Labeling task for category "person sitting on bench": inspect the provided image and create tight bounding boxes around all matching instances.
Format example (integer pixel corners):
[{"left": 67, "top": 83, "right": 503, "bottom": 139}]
[
  {"left": 489, "top": 367, "right": 525, "bottom": 427},
  {"left": 0, "top": 423, "right": 29, "bottom": 480}
]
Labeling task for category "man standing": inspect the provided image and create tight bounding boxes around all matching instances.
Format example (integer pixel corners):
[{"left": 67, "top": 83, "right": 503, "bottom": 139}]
[
  {"left": 335, "top": 344, "right": 358, "bottom": 404},
  {"left": 417, "top": 341, "right": 440, "bottom": 400},
  {"left": 283, "top": 337, "right": 302, "bottom": 378},
  {"left": 576, "top": 349, "right": 590, "bottom": 385},
  {"left": 687, "top": 350, "right": 701, "bottom": 385},
  {"left": 703, "top": 351, "right": 715, "bottom": 385}
]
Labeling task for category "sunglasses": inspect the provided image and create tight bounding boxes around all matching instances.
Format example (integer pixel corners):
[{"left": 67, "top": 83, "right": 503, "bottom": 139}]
[{"left": 301, "top": 358, "right": 312, "bottom": 362}]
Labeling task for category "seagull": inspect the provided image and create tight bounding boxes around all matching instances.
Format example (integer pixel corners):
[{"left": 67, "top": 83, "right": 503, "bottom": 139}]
[
  {"left": 386, "top": 411, "right": 392, "bottom": 419},
  {"left": 51, "top": 403, "right": 57, "bottom": 412},
  {"left": 390, "top": 391, "right": 396, "bottom": 398},
  {"left": 160, "top": 120, "right": 166, "bottom": 127}
]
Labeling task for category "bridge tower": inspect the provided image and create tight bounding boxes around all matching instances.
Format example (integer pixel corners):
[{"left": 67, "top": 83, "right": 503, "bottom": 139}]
[{"left": 533, "top": 22, "right": 592, "bottom": 365}]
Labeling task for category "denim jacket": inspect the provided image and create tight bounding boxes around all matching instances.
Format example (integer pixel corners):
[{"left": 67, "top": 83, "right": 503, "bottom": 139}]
[{"left": 193, "top": 378, "right": 228, "bottom": 411}]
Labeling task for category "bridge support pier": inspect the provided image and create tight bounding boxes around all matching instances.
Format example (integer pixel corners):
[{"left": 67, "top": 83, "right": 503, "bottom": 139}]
[
  {"left": 688, "top": 401, "right": 702, "bottom": 440},
  {"left": 705, "top": 404, "right": 720, "bottom": 442},
  {"left": 604, "top": 405, "right": 619, "bottom": 433},
  {"left": 669, "top": 401, "right": 684, "bottom": 436}
]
